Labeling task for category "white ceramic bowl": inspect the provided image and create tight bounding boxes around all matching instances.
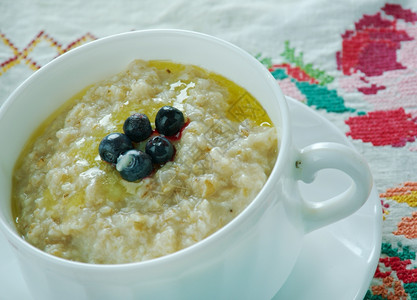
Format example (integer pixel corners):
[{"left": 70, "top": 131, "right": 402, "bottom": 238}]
[{"left": 0, "top": 29, "right": 373, "bottom": 300}]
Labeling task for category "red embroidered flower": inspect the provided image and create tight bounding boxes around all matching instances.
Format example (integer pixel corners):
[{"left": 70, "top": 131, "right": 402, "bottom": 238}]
[
  {"left": 336, "top": 12, "right": 413, "bottom": 77},
  {"left": 345, "top": 108, "right": 417, "bottom": 147}
]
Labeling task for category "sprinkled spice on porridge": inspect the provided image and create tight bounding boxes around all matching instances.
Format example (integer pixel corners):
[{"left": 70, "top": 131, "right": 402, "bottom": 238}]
[{"left": 12, "top": 60, "right": 278, "bottom": 264}]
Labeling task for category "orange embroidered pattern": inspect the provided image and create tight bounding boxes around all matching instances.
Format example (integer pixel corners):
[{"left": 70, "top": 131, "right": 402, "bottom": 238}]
[
  {"left": 371, "top": 276, "right": 408, "bottom": 300},
  {"left": 380, "top": 182, "right": 417, "bottom": 207},
  {"left": 0, "top": 31, "right": 97, "bottom": 76},
  {"left": 394, "top": 212, "right": 417, "bottom": 239}
]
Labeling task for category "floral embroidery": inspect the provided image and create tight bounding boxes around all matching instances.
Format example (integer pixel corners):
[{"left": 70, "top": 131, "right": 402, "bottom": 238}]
[
  {"left": 336, "top": 3, "right": 417, "bottom": 119},
  {"left": 345, "top": 108, "right": 417, "bottom": 147},
  {"left": 336, "top": 11, "right": 413, "bottom": 79},
  {"left": 365, "top": 243, "right": 417, "bottom": 299},
  {"left": 263, "top": 42, "right": 353, "bottom": 113}
]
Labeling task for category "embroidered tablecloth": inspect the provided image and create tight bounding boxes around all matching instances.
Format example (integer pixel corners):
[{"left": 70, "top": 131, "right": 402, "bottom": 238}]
[{"left": 1, "top": 1, "right": 417, "bottom": 299}]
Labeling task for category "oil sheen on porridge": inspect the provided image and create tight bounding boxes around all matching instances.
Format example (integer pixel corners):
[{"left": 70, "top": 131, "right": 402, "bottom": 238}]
[{"left": 12, "top": 60, "right": 278, "bottom": 264}]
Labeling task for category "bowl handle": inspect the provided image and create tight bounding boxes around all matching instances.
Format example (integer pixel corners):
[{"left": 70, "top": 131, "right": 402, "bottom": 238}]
[{"left": 295, "top": 142, "right": 373, "bottom": 233}]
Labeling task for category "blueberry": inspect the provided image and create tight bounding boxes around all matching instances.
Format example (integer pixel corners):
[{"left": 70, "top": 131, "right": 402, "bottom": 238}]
[
  {"left": 116, "top": 150, "right": 153, "bottom": 182},
  {"left": 145, "top": 136, "right": 175, "bottom": 164},
  {"left": 155, "top": 106, "right": 185, "bottom": 136},
  {"left": 98, "top": 133, "right": 133, "bottom": 164},
  {"left": 123, "top": 113, "right": 153, "bottom": 142}
]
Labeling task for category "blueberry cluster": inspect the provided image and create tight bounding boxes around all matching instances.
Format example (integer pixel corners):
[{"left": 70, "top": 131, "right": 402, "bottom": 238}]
[{"left": 98, "top": 106, "right": 185, "bottom": 182}]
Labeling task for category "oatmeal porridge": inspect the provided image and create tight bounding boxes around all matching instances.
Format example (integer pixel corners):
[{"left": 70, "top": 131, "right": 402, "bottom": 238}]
[{"left": 12, "top": 60, "right": 278, "bottom": 264}]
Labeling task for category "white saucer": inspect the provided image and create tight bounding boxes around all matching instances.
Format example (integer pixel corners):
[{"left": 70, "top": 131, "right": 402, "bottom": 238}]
[{"left": 0, "top": 97, "right": 382, "bottom": 300}]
